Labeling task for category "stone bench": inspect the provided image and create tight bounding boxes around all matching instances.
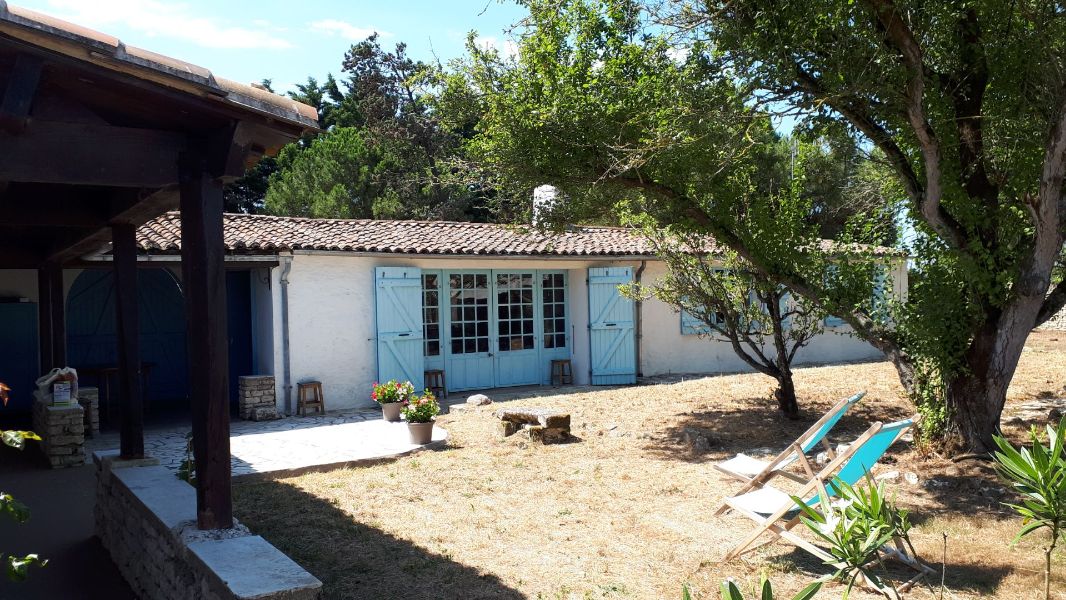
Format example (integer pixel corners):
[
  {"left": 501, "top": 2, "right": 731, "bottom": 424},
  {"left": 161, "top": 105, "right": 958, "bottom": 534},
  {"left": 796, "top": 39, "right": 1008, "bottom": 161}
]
[{"left": 495, "top": 408, "right": 571, "bottom": 444}]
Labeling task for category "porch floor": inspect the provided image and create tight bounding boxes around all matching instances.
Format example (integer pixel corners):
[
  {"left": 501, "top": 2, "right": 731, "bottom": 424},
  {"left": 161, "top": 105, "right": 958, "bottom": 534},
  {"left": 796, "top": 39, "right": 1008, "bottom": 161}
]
[{"left": 86, "top": 408, "right": 448, "bottom": 478}]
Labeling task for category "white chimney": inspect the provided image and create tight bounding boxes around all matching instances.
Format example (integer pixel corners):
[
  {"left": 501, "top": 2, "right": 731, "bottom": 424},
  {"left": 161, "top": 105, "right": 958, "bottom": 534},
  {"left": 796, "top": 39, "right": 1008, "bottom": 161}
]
[{"left": 532, "top": 184, "right": 559, "bottom": 226}]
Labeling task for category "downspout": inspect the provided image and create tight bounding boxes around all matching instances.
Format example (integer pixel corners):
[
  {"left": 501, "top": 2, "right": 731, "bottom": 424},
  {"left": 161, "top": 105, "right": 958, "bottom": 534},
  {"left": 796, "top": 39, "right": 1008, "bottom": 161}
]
[
  {"left": 279, "top": 254, "right": 294, "bottom": 416},
  {"left": 634, "top": 260, "right": 646, "bottom": 378}
]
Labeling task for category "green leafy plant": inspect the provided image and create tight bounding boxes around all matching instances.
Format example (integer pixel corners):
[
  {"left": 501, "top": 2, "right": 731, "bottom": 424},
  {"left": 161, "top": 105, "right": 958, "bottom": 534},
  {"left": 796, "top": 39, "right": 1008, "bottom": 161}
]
[
  {"left": 792, "top": 478, "right": 918, "bottom": 598},
  {"left": 1, "top": 427, "right": 47, "bottom": 581},
  {"left": 991, "top": 416, "right": 1066, "bottom": 600},
  {"left": 371, "top": 380, "right": 415, "bottom": 405},
  {"left": 680, "top": 578, "right": 821, "bottom": 599},
  {"left": 401, "top": 390, "right": 439, "bottom": 423}
]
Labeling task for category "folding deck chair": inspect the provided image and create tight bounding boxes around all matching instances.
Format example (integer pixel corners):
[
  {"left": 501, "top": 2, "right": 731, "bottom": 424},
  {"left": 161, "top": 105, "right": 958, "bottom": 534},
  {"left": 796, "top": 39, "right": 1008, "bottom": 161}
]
[
  {"left": 720, "top": 417, "right": 933, "bottom": 592},
  {"left": 714, "top": 391, "right": 865, "bottom": 515}
]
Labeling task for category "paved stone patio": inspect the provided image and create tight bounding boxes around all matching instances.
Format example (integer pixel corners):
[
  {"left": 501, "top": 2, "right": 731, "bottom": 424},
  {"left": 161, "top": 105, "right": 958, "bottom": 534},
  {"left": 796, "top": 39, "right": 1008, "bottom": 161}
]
[{"left": 86, "top": 409, "right": 447, "bottom": 477}]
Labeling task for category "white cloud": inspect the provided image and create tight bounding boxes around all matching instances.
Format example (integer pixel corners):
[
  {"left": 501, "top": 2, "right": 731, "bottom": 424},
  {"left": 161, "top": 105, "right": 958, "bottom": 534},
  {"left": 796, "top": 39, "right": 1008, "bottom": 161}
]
[
  {"left": 45, "top": 0, "right": 293, "bottom": 49},
  {"left": 474, "top": 35, "right": 518, "bottom": 58},
  {"left": 309, "top": 19, "right": 390, "bottom": 41}
]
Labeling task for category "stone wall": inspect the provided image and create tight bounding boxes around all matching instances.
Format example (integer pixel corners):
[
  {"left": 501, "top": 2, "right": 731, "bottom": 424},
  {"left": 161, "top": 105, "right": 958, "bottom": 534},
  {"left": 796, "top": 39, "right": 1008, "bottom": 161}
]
[
  {"left": 79, "top": 386, "right": 100, "bottom": 436},
  {"left": 238, "top": 375, "right": 279, "bottom": 420},
  {"left": 31, "top": 395, "right": 84, "bottom": 468},
  {"left": 93, "top": 451, "right": 321, "bottom": 600}
]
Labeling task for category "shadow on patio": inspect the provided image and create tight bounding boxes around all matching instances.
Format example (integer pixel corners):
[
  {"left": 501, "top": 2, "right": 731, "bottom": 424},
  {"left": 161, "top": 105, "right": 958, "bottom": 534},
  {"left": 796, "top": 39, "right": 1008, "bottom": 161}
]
[{"left": 234, "top": 476, "right": 525, "bottom": 600}]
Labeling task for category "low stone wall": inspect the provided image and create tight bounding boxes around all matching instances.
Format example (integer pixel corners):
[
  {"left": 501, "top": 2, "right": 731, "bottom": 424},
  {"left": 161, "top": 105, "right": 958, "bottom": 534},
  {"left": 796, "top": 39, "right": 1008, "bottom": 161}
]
[
  {"left": 31, "top": 395, "right": 85, "bottom": 468},
  {"left": 238, "top": 375, "right": 279, "bottom": 421},
  {"left": 94, "top": 451, "right": 321, "bottom": 600}
]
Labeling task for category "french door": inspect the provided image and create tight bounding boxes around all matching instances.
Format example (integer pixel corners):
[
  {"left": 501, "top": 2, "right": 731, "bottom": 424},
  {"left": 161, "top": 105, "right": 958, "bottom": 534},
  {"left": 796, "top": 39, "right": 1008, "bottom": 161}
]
[
  {"left": 435, "top": 269, "right": 569, "bottom": 392},
  {"left": 444, "top": 271, "right": 495, "bottom": 390}
]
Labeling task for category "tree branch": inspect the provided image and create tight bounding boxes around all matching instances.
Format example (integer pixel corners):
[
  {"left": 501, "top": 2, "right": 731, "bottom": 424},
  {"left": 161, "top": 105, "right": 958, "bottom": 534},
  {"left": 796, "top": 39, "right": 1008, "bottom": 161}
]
[{"left": 864, "top": 0, "right": 968, "bottom": 249}]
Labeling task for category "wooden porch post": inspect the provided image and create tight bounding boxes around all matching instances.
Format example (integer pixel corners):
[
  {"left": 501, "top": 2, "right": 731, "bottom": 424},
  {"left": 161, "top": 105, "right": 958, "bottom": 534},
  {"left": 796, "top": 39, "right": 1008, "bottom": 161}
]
[
  {"left": 112, "top": 223, "right": 144, "bottom": 459},
  {"left": 179, "top": 152, "right": 232, "bottom": 530},
  {"left": 36, "top": 262, "right": 65, "bottom": 372}
]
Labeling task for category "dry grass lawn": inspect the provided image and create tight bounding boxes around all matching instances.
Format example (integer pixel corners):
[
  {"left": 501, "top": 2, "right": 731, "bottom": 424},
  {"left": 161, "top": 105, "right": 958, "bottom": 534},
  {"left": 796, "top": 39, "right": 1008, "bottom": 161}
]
[{"left": 234, "top": 332, "right": 1066, "bottom": 600}]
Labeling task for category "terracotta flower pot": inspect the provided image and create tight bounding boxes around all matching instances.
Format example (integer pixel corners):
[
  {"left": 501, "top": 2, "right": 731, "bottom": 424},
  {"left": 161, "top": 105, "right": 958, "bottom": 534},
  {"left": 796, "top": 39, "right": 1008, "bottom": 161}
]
[
  {"left": 407, "top": 421, "right": 434, "bottom": 444},
  {"left": 380, "top": 401, "right": 403, "bottom": 422}
]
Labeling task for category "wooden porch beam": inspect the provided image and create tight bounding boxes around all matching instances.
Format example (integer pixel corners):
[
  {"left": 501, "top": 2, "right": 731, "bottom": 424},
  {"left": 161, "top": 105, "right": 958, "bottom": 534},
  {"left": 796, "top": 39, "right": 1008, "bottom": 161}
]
[
  {"left": 36, "top": 262, "right": 65, "bottom": 371},
  {"left": 0, "top": 53, "right": 43, "bottom": 133},
  {"left": 179, "top": 151, "right": 232, "bottom": 530},
  {"left": 0, "top": 120, "right": 187, "bottom": 187},
  {"left": 113, "top": 223, "right": 144, "bottom": 459}
]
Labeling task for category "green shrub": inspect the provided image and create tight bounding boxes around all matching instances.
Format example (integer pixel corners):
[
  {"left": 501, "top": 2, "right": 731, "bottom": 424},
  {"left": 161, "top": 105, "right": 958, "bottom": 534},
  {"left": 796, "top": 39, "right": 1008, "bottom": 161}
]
[{"left": 992, "top": 417, "right": 1066, "bottom": 600}]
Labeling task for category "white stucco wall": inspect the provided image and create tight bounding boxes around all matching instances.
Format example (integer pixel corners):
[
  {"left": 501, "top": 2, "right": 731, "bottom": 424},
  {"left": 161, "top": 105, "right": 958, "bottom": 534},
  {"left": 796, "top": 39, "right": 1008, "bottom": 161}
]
[
  {"left": 635, "top": 260, "right": 905, "bottom": 377},
  {"left": 278, "top": 253, "right": 638, "bottom": 410},
  {"left": 274, "top": 253, "right": 904, "bottom": 411}
]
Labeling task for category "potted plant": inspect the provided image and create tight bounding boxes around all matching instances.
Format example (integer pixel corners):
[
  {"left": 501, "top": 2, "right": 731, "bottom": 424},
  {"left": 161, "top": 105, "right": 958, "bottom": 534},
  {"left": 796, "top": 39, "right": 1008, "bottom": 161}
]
[
  {"left": 372, "top": 380, "right": 414, "bottom": 422},
  {"left": 401, "top": 390, "right": 439, "bottom": 444}
]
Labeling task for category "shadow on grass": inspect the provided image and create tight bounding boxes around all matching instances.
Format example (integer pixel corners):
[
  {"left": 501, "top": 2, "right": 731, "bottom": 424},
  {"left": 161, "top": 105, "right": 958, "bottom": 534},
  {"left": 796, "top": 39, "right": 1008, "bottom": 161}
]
[
  {"left": 772, "top": 545, "right": 1012, "bottom": 597},
  {"left": 642, "top": 396, "right": 912, "bottom": 464},
  {"left": 234, "top": 476, "right": 524, "bottom": 600}
]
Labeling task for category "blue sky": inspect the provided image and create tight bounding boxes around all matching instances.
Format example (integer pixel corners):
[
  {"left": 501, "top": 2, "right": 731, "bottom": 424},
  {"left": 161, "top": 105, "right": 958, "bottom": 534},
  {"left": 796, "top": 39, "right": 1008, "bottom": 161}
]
[{"left": 15, "top": 0, "right": 528, "bottom": 93}]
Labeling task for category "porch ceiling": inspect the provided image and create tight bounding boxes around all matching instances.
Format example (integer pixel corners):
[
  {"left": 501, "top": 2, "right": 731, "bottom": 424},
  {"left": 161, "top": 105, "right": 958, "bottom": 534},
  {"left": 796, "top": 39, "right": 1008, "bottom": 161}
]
[{"left": 0, "top": 2, "right": 318, "bottom": 268}]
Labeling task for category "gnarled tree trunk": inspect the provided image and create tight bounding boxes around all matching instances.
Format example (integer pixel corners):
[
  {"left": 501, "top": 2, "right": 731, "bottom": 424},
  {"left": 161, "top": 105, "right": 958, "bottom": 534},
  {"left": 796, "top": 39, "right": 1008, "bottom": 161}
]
[{"left": 773, "top": 371, "right": 800, "bottom": 420}]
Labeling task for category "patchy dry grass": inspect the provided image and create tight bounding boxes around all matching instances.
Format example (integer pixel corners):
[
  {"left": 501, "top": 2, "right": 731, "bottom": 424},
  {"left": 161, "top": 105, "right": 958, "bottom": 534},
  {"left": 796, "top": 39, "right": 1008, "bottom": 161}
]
[{"left": 234, "top": 332, "right": 1066, "bottom": 600}]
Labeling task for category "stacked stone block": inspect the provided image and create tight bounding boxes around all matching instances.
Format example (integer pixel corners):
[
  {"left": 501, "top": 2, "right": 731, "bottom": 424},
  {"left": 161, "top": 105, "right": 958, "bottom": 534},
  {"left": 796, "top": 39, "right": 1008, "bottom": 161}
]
[
  {"left": 238, "top": 376, "right": 279, "bottom": 421},
  {"left": 495, "top": 407, "right": 571, "bottom": 444},
  {"left": 31, "top": 393, "right": 85, "bottom": 468},
  {"left": 79, "top": 386, "right": 101, "bottom": 436}
]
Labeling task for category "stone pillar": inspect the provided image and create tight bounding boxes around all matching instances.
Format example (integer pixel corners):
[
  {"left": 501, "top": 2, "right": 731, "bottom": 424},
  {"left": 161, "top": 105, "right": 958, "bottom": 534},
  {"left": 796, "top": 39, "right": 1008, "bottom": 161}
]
[
  {"left": 32, "top": 392, "right": 85, "bottom": 468},
  {"left": 238, "top": 376, "right": 279, "bottom": 421},
  {"left": 79, "top": 386, "right": 100, "bottom": 436}
]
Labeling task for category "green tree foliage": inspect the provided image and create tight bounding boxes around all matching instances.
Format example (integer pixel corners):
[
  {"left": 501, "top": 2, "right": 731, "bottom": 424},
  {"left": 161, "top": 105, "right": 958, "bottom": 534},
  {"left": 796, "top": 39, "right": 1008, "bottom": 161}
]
[
  {"left": 264, "top": 128, "right": 389, "bottom": 219},
  {"left": 463, "top": 0, "right": 1066, "bottom": 453},
  {"left": 257, "top": 34, "right": 495, "bottom": 221},
  {"left": 992, "top": 417, "right": 1066, "bottom": 600}
]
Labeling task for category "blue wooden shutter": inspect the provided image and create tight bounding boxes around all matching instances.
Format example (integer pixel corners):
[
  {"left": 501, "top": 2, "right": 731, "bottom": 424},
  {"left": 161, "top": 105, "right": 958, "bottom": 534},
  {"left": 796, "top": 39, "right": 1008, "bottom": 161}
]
[
  {"left": 375, "top": 267, "right": 424, "bottom": 386},
  {"left": 588, "top": 267, "right": 636, "bottom": 385}
]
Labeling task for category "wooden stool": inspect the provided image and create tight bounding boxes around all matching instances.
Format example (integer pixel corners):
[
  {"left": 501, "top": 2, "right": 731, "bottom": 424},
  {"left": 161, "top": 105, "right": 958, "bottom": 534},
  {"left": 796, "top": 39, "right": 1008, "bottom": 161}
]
[
  {"left": 550, "top": 359, "right": 573, "bottom": 386},
  {"left": 424, "top": 369, "right": 447, "bottom": 398},
  {"left": 296, "top": 381, "right": 325, "bottom": 415}
]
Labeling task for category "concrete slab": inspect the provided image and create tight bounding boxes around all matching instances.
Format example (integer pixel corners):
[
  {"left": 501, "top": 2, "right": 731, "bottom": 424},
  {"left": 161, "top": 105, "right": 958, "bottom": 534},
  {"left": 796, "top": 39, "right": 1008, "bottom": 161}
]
[
  {"left": 187, "top": 535, "right": 322, "bottom": 600},
  {"left": 111, "top": 464, "right": 197, "bottom": 529},
  {"left": 87, "top": 409, "right": 448, "bottom": 479}
]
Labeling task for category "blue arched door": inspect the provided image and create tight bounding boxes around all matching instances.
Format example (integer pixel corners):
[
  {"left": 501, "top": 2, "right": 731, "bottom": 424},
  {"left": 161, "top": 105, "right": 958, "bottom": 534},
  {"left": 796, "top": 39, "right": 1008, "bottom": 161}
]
[{"left": 67, "top": 269, "right": 189, "bottom": 411}]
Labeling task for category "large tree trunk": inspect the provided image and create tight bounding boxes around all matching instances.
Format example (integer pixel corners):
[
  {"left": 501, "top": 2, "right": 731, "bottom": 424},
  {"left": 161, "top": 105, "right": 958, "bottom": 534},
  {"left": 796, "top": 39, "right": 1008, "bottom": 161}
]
[
  {"left": 943, "top": 284, "right": 1049, "bottom": 453},
  {"left": 774, "top": 371, "right": 800, "bottom": 420}
]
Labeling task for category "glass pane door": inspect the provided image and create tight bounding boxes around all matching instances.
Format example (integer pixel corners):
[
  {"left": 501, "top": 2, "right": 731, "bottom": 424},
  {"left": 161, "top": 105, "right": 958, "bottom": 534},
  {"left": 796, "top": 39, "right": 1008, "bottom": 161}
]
[
  {"left": 443, "top": 271, "right": 494, "bottom": 390},
  {"left": 494, "top": 271, "right": 540, "bottom": 387}
]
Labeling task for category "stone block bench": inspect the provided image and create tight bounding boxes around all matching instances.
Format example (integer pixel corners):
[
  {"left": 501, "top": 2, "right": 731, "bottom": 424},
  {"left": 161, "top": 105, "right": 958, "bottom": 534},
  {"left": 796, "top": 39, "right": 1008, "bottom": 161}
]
[
  {"left": 94, "top": 450, "right": 321, "bottom": 600},
  {"left": 495, "top": 408, "right": 571, "bottom": 444}
]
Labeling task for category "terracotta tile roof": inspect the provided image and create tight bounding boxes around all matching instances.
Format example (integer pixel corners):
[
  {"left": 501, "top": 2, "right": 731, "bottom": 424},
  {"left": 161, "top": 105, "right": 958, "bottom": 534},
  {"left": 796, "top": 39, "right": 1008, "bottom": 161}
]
[
  {"left": 0, "top": 2, "right": 318, "bottom": 129},
  {"left": 136, "top": 212, "right": 903, "bottom": 258},
  {"left": 137, "top": 212, "right": 662, "bottom": 257}
]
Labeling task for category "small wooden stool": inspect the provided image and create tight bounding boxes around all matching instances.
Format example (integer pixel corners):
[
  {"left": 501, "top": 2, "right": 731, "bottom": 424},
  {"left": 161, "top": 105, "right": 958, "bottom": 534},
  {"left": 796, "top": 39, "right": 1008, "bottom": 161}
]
[
  {"left": 424, "top": 369, "right": 447, "bottom": 398},
  {"left": 550, "top": 359, "right": 573, "bottom": 386},
  {"left": 296, "top": 381, "right": 325, "bottom": 415}
]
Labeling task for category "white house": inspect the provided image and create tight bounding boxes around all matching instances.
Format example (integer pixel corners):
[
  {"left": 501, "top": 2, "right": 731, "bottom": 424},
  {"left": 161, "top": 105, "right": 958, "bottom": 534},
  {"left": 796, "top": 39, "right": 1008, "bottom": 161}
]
[
  {"left": 0, "top": 211, "right": 903, "bottom": 416},
  {"left": 135, "top": 212, "right": 903, "bottom": 413}
]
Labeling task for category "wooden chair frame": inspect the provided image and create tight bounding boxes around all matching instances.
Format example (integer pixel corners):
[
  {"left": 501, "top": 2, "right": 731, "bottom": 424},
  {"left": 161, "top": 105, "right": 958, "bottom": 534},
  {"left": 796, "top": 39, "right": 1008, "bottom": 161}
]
[
  {"left": 714, "top": 391, "right": 865, "bottom": 515},
  {"left": 721, "top": 417, "right": 934, "bottom": 595}
]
